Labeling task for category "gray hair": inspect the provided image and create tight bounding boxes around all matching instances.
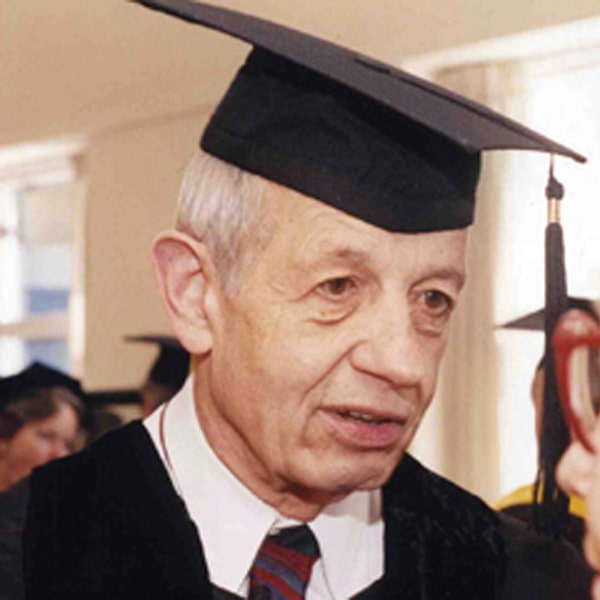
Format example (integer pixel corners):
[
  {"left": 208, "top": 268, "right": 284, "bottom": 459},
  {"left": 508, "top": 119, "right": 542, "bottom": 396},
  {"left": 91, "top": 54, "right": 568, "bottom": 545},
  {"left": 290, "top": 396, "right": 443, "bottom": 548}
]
[{"left": 175, "top": 150, "right": 269, "bottom": 293}]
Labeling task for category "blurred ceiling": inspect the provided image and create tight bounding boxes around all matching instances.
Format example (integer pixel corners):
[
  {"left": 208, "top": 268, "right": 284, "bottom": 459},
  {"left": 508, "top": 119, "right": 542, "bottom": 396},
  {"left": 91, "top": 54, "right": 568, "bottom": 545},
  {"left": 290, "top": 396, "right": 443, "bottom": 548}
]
[{"left": 2, "top": 0, "right": 600, "bottom": 149}]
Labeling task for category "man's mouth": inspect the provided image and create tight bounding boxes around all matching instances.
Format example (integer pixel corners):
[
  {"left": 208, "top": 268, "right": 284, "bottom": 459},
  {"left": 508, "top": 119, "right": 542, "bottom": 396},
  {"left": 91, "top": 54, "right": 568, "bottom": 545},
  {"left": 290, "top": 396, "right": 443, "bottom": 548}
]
[
  {"left": 339, "top": 410, "right": 394, "bottom": 425},
  {"left": 322, "top": 407, "right": 409, "bottom": 449}
]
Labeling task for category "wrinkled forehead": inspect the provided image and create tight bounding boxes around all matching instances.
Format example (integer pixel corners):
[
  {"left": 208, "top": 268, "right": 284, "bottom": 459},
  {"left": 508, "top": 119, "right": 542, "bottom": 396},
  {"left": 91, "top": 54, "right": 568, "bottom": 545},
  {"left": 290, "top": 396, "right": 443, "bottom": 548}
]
[{"left": 261, "top": 181, "right": 468, "bottom": 271}]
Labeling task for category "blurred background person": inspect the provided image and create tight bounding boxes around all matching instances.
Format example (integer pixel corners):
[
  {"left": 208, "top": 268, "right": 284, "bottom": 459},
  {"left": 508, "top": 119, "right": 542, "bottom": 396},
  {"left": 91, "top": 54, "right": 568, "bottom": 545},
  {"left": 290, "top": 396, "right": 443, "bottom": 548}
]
[
  {"left": 0, "top": 362, "right": 84, "bottom": 600},
  {"left": 74, "top": 336, "right": 190, "bottom": 434},
  {"left": 0, "top": 362, "right": 83, "bottom": 493},
  {"left": 126, "top": 335, "right": 189, "bottom": 417},
  {"left": 555, "top": 306, "right": 600, "bottom": 599},
  {"left": 497, "top": 297, "right": 599, "bottom": 549}
]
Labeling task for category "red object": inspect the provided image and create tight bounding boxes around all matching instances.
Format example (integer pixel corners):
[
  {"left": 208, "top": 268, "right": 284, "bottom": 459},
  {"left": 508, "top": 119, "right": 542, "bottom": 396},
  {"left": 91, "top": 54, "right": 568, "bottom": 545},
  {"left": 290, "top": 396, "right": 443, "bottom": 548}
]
[{"left": 553, "top": 309, "right": 600, "bottom": 452}]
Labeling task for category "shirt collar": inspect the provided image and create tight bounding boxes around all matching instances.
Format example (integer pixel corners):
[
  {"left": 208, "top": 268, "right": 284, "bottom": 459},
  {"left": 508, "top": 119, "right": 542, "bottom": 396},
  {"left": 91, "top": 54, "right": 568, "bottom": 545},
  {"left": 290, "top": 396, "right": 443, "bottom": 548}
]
[{"left": 313, "top": 491, "right": 383, "bottom": 597}]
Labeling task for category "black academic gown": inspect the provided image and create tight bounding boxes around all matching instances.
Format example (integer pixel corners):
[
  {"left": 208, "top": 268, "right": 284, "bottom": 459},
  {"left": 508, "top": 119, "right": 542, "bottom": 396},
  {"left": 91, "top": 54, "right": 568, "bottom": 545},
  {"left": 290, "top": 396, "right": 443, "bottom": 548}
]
[
  {"left": 499, "top": 485, "right": 586, "bottom": 550},
  {"left": 0, "top": 479, "right": 28, "bottom": 600},
  {"left": 20, "top": 422, "right": 592, "bottom": 600}
]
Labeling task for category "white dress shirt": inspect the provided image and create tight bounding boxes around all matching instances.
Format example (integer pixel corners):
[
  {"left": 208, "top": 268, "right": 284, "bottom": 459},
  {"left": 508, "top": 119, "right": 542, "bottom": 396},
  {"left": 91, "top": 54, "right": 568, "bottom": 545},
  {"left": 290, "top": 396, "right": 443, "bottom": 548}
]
[{"left": 144, "top": 378, "right": 384, "bottom": 598}]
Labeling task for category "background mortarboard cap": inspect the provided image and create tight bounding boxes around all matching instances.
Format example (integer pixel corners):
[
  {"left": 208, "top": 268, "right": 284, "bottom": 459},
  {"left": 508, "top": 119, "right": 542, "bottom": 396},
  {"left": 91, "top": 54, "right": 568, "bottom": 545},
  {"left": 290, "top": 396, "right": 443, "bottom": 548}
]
[
  {"left": 132, "top": 0, "right": 584, "bottom": 233},
  {"left": 85, "top": 389, "right": 142, "bottom": 406},
  {"left": 501, "top": 297, "right": 599, "bottom": 536},
  {"left": 501, "top": 297, "right": 598, "bottom": 331},
  {"left": 126, "top": 335, "right": 190, "bottom": 389},
  {"left": 0, "top": 362, "right": 83, "bottom": 410}
]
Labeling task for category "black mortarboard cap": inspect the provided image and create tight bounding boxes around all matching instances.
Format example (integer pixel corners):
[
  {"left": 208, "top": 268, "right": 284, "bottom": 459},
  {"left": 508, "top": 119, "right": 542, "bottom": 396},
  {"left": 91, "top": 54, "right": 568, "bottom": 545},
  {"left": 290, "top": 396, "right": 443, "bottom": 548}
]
[
  {"left": 126, "top": 335, "right": 190, "bottom": 389},
  {"left": 501, "top": 297, "right": 598, "bottom": 331},
  {"left": 0, "top": 362, "right": 83, "bottom": 410},
  {"left": 131, "top": 0, "right": 584, "bottom": 233},
  {"left": 85, "top": 389, "right": 142, "bottom": 406}
]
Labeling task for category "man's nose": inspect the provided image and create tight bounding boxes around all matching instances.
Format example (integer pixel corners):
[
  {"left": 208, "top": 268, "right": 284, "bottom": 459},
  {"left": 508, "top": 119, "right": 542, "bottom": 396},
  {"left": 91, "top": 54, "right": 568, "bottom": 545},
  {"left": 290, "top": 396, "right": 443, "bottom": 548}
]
[{"left": 349, "top": 304, "right": 426, "bottom": 389}]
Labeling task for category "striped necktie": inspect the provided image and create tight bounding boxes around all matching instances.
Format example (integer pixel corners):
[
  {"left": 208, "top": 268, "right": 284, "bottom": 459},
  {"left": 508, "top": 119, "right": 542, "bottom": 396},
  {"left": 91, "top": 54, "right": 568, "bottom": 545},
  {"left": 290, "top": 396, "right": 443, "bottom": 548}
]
[{"left": 249, "top": 525, "right": 320, "bottom": 600}]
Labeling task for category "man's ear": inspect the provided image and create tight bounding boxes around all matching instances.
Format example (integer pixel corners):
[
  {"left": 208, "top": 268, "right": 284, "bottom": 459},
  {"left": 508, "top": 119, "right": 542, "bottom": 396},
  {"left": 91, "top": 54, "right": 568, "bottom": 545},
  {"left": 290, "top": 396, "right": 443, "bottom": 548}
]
[{"left": 151, "top": 230, "right": 219, "bottom": 355}]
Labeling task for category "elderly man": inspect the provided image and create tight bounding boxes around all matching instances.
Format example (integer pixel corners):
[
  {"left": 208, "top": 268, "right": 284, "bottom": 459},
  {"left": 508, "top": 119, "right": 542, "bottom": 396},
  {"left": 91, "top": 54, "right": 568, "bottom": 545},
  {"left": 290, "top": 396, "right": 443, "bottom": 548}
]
[{"left": 21, "top": 1, "right": 591, "bottom": 599}]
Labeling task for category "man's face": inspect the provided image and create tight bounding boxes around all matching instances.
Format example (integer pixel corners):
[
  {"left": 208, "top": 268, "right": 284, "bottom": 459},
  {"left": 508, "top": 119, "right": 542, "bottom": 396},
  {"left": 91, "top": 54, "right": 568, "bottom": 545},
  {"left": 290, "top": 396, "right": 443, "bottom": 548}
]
[{"left": 196, "top": 184, "right": 467, "bottom": 512}]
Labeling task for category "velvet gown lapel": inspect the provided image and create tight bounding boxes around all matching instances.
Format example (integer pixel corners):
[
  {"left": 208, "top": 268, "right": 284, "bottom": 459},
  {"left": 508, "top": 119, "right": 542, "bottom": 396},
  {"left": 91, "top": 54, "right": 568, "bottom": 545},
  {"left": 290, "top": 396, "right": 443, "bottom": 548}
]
[
  {"left": 111, "top": 421, "right": 215, "bottom": 598},
  {"left": 25, "top": 421, "right": 215, "bottom": 599},
  {"left": 360, "top": 455, "right": 506, "bottom": 600}
]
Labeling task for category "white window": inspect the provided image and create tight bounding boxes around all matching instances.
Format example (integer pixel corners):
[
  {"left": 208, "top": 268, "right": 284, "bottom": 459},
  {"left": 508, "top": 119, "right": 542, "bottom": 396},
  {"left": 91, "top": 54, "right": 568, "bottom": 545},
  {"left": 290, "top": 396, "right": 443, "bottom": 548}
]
[{"left": 0, "top": 141, "right": 84, "bottom": 377}]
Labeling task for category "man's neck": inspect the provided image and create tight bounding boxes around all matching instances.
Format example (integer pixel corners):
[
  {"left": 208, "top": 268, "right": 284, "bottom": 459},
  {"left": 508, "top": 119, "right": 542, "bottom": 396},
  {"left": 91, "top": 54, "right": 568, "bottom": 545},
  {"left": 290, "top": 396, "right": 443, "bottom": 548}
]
[{"left": 194, "top": 396, "right": 344, "bottom": 521}]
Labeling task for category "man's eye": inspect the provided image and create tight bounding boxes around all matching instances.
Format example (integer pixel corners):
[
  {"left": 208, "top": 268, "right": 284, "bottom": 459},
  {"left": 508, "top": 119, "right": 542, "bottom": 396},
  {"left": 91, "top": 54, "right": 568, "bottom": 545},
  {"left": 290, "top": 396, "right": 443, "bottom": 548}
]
[
  {"left": 421, "top": 290, "right": 453, "bottom": 315},
  {"left": 317, "top": 277, "right": 356, "bottom": 299}
]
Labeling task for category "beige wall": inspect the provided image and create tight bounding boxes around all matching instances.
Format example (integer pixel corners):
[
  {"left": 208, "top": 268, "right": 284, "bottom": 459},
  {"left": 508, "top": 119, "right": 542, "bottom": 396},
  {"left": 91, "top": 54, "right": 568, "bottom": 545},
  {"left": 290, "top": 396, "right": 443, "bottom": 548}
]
[
  {"left": 3, "top": 0, "right": 600, "bottom": 150},
  {"left": 83, "top": 111, "right": 209, "bottom": 388}
]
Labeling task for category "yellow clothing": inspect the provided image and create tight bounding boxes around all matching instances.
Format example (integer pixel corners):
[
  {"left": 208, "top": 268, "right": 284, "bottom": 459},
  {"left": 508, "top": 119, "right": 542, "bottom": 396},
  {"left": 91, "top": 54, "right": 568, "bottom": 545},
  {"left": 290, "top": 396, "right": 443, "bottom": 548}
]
[{"left": 495, "top": 483, "right": 586, "bottom": 520}]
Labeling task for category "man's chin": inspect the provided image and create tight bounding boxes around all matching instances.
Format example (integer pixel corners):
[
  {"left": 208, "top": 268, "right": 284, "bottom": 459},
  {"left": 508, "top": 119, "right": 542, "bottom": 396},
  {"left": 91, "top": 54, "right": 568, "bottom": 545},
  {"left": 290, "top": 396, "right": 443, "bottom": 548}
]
[{"left": 312, "top": 458, "right": 402, "bottom": 496}]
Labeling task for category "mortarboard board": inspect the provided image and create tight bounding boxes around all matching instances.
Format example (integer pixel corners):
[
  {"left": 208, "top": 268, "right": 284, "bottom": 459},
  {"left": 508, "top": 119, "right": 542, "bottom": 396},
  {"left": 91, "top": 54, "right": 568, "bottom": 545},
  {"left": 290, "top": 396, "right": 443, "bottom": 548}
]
[
  {"left": 131, "top": 0, "right": 584, "bottom": 233},
  {"left": 501, "top": 297, "right": 598, "bottom": 331},
  {"left": 501, "top": 297, "right": 599, "bottom": 373},
  {"left": 126, "top": 335, "right": 190, "bottom": 389},
  {"left": 0, "top": 362, "right": 83, "bottom": 410},
  {"left": 85, "top": 389, "right": 142, "bottom": 406}
]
